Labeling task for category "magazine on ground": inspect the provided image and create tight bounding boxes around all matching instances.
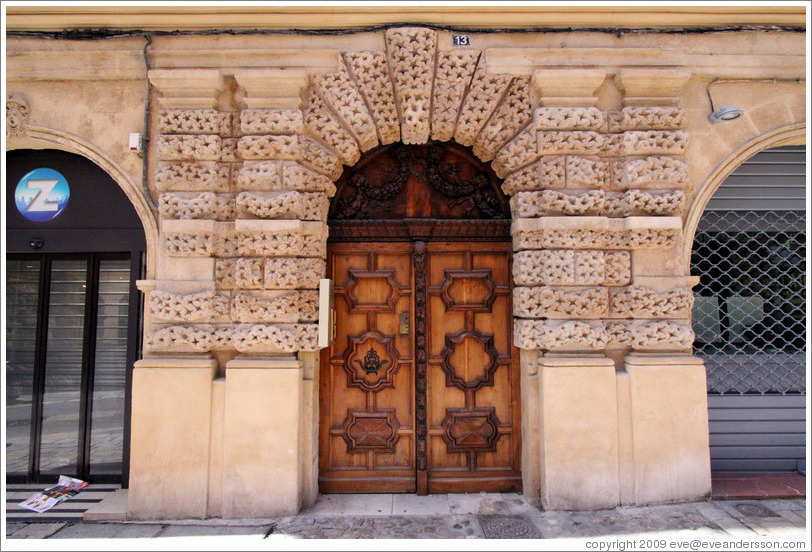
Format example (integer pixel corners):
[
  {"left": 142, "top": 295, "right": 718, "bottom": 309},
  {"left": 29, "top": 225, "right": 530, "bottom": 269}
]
[{"left": 19, "top": 475, "right": 89, "bottom": 513}]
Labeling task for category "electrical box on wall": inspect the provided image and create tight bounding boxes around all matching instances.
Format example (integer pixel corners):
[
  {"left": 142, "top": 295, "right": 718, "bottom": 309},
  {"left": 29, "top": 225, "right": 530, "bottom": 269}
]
[
  {"left": 129, "top": 133, "right": 142, "bottom": 154},
  {"left": 318, "top": 278, "right": 335, "bottom": 349}
]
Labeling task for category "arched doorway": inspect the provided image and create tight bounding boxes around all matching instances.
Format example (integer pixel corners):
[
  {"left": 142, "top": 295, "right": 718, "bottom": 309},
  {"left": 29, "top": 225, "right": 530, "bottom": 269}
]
[
  {"left": 6, "top": 149, "right": 146, "bottom": 485},
  {"left": 691, "top": 145, "right": 806, "bottom": 473},
  {"left": 318, "top": 141, "right": 522, "bottom": 494}
]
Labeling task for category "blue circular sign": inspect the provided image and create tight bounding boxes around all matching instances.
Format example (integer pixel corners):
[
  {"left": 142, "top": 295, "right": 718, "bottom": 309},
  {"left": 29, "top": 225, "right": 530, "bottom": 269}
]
[{"left": 15, "top": 168, "right": 70, "bottom": 222}]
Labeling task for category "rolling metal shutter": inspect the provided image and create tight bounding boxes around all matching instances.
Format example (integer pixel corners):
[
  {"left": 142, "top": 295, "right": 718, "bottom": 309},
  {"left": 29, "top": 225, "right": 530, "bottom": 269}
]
[{"left": 693, "top": 145, "right": 807, "bottom": 473}]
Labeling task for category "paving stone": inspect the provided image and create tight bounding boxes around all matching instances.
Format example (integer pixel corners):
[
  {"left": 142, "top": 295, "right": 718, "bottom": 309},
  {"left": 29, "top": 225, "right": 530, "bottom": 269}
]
[
  {"left": 334, "top": 493, "right": 393, "bottom": 516},
  {"left": 157, "top": 524, "right": 273, "bottom": 537},
  {"left": 49, "top": 522, "right": 165, "bottom": 539},
  {"left": 113, "top": 524, "right": 167, "bottom": 538},
  {"left": 500, "top": 492, "right": 537, "bottom": 513},
  {"left": 774, "top": 509, "right": 806, "bottom": 528},
  {"left": 12, "top": 494, "right": 806, "bottom": 541},
  {"left": 301, "top": 493, "right": 339, "bottom": 516},
  {"left": 7, "top": 522, "right": 67, "bottom": 539},
  {"left": 274, "top": 515, "right": 482, "bottom": 539},
  {"left": 759, "top": 498, "right": 807, "bottom": 512},
  {"left": 449, "top": 493, "right": 485, "bottom": 514},
  {"left": 393, "top": 494, "right": 451, "bottom": 515},
  {"left": 695, "top": 502, "right": 757, "bottom": 537},
  {"left": 5, "top": 523, "right": 29, "bottom": 537}
]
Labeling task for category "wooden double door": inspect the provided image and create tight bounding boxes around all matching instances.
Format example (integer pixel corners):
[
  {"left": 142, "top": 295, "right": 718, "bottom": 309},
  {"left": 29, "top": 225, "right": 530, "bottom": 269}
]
[{"left": 319, "top": 241, "right": 521, "bottom": 494}]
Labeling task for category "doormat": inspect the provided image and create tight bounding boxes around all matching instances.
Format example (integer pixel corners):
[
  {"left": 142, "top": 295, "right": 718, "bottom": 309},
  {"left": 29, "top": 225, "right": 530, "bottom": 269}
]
[{"left": 478, "top": 515, "right": 542, "bottom": 539}]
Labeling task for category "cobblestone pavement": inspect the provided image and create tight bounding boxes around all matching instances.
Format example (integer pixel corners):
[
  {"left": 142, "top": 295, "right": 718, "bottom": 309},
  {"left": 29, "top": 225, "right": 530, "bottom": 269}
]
[{"left": 4, "top": 493, "right": 809, "bottom": 548}]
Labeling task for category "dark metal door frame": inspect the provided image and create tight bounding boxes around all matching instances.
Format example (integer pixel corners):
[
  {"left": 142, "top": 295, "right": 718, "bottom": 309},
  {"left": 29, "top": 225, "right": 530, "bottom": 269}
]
[{"left": 6, "top": 252, "right": 141, "bottom": 485}]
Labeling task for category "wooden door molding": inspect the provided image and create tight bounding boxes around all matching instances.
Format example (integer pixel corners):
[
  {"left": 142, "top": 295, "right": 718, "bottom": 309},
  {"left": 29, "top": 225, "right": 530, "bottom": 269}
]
[
  {"left": 413, "top": 240, "right": 429, "bottom": 492},
  {"left": 319, "top": 243, "right": 417, "bottom": 493}
]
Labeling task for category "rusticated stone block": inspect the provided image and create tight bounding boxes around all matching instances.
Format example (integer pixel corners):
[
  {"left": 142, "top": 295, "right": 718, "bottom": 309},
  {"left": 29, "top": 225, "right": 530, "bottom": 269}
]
[
  {"left": 159, "top": 109, "right": 232, "bottom": 135},
  {"left": 474, "top": 76, "right": 533, "bottom": 162},
  {"left": 159, "top": 192, "right": 236, "bottom": 220},
  {"left": 501, "top": 157, "right": 566, "bottom": 194},
  {"left": 454, "top": 63, "right": 513, "bottom": 147},
  {"left": 237, "top": 135, "right": 299, "bottom": 160},
  {"left": 514, "top": 286, "right": 609, "bottom": 318},
  {"left": 538, "top": 131, "right": 604, "bottom": 156},
  {"left": 492, "top": 124, "right": 539, "bottom": 178},
  {"left": 298, "top": 135, "right": 344, "bottom": 181},
  {"left": 386, "top": 27, "right": 437, "bottom": 144},
  {"left": 264, "top": 257, "right": 325, "bottom": 289},
  {"left": 155, "top": 162, "right": 231, "bottom": 192},
  {"left": 431, "top": 49, "right": 479, "bottom": 142},
  {"left": 610, "top": 286, "right": 694, "bottom": 318},
  {"left": 149, "top": 289, "right": 231, "bottom": 322},
  {"left": 239, "top": 109, "right": 304, "bottom": 135},
  {"left": 566, "top": 156, "right": 610, "bottom": 189},
  {"left": 313, "top": 60, "right": 378, "bottom": 152},
  {"left": 535, "top": 107, "right": 605, "bottom": 131},
  {"left": 345, "top": 51, "right": 401, "bottom": 145},
  {"left": 514, "top": 319, "right": 607, "bottom": 351},
  {"left": 620, "top": 131, "right": 688, "bottom": 156},
  {"left": 304, "top": 90, "right": 360, "bottom": 166},
  {"left": 157, "top": 135, "right": 222, "bottom": 161}
]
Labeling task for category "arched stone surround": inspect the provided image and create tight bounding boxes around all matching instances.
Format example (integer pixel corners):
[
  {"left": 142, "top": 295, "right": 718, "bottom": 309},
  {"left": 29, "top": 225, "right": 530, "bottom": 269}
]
[{"left": 144, "top": 26, "right": 694, "bottom": 364}]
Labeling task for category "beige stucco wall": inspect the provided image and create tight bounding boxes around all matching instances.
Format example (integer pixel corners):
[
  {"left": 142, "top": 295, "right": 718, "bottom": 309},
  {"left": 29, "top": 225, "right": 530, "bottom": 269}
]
[{"left": 6, "top": 16, "right": 805, "bottom": 519}]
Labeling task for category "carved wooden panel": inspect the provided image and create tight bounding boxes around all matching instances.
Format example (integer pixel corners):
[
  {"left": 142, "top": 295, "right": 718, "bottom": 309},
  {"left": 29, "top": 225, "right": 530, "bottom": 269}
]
[
  {"left": 343, "top": 408, "right": 401, "bottom": 452},
  {"left": 440, "top": 269, "right": 496, "bottom": 311},
  {"left": 425, "top": 242, "right": 521, "bottom": 493},
  {"left": 319, "top": 243, "right": 415, "bottom": 493},
  {"left": 441, "top": 407, "right": 499, "bottom": 453},
  {"left": 440, "top": 329, "right": 499, "bottom": 391},
  {"left": 320, "top": 241, "right": 520, "bottom": 495},
  {"left": 345, "top": 269, "right": 400, "bottom": 312},
  {"left": 344, "top": 330, "right": 400, "bottom": 392},
  {"left": 414, "top": 241, "right": 428, "bottom": 479},
  {"left": 329, "top": 141, "right": 509, "bottom": 222}
]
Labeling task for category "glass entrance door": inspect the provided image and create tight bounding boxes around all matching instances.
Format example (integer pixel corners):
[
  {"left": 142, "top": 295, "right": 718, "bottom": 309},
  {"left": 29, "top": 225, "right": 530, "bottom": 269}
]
[{"left": 5, "top": 254, "right": 138, "bottom": 483}]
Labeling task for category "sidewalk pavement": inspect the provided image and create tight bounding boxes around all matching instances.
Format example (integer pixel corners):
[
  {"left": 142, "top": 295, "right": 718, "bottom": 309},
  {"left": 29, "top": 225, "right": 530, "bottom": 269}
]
[{"left": 4, "top": 492, "right": 809, "bottom": 549}]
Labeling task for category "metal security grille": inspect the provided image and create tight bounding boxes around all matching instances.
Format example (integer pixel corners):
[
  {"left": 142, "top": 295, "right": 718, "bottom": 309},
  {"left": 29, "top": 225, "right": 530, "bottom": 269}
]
[
  {"left": 692, "top": 210, "right": 806, "bottom": 394},
  {"left": 695, "top": 145, "right": 806, "bottom": 473}
]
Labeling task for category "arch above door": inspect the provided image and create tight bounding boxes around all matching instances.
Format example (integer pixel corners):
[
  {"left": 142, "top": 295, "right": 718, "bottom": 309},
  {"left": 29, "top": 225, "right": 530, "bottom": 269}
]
[{"left": 328, "top": 141, "right": 511, "bottom": 242}]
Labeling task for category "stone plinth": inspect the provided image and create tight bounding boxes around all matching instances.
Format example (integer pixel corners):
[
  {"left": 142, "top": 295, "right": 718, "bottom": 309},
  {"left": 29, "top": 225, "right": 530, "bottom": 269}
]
[
  {"left": 622, "top": 354, "right": 711, "bottom": 505},
  {"left": 128, "top": 355, "right": 218, "bottom": 520},
  {"left": 538, "top": 355, "right": 620, "bottom": 510},
  {"left": 221, "top": 355, "right": 304, "bottom": 517}
]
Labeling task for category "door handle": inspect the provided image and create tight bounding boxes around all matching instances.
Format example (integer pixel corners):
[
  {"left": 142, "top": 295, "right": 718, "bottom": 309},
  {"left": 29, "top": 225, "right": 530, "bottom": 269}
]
[{"left": 399, "top": 312, "right": 410, "bottom": 335}]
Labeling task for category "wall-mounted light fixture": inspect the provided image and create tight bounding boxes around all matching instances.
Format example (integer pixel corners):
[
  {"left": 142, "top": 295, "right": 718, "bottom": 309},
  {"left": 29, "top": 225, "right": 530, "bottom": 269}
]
[
  {"left": 707, "top": 80, "right": 743, "bottom": 124},
  {"left": 708, "top": 105, "right": 744, "bottom": 124},
  {"left": 706, "top": 78, "right": 804, "bottom": 125}
]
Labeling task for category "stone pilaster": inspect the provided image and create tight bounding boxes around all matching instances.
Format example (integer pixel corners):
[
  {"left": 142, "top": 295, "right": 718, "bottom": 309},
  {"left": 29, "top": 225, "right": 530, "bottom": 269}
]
[
  {"left": 538, "top": 355, "right": 620, "bottom": 510},
  {"left": 221, "top": 355, "right": 305, "bottom": 517},
  {"left": 128, "top": 356, "right": 218, "bottom": 519}
]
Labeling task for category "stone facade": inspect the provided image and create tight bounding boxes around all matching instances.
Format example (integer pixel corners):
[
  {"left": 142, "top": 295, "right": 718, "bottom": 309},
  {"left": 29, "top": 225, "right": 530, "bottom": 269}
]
[{"left": 6, "top": 8, "right": 806, "bottom": 519}]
